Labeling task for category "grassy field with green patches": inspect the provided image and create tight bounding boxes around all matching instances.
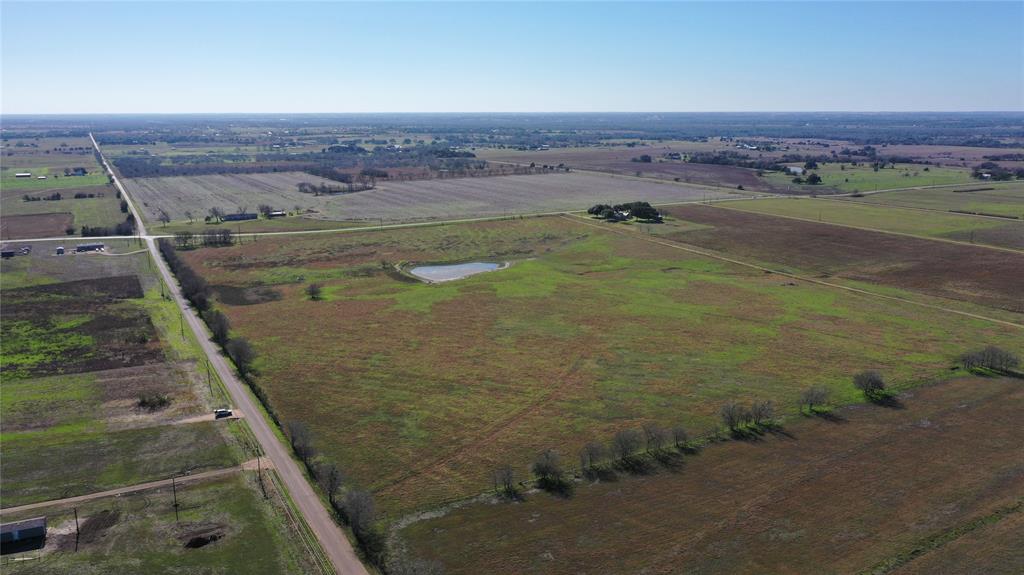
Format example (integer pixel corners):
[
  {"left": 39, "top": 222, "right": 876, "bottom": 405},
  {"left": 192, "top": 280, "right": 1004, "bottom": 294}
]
[
  {"left": 720, "top": 198, "right": 1023, "bottom": 249},
  {"left": 182, "top": 216, "right": 1021, "bottom": 520},
  {"left": 0, "top": 167, "right": 109, "bottom": 192},
  {"left": 763, "top": 162, "right": 971, "bottom": 192},
  {"left": 0, "top": 475, "right": 317, "bottom": 575},
  {"left": 853, "top": 182, "right": 1024, "bottom": 218},
  {"left": 1, "top": 184, "right": 124, "bottom": 230}
]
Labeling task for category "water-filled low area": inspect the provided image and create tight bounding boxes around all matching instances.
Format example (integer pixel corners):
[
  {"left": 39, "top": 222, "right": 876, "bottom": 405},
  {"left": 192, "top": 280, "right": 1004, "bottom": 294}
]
[{"left": 409, "top": 262, "right": 503, "bottom": 282}]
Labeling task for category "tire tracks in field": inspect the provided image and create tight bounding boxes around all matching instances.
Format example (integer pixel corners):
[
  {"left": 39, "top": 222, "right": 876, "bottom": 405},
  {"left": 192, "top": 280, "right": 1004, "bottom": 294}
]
[
  {"left": 559, "top": 214, "right": 1023, "bottom": 330},
  {"left": 370, "top": 355, "right": 589, "bottom": 498}
]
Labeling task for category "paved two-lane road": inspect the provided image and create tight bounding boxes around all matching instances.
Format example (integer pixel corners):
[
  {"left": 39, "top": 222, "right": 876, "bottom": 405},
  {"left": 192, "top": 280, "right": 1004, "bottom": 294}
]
[{"left": 90, "top": 134, "right": 368, "bottom": 575}]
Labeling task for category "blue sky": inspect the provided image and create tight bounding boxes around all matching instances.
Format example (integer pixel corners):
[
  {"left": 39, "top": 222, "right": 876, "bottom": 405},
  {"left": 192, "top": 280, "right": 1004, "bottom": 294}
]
[{"left": 2, "top": 1, "right": 1021, "bottom": 113}]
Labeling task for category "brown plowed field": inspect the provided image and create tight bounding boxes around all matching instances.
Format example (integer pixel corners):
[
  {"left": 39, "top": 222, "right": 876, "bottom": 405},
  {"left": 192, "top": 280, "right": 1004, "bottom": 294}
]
[
  {"left": 661, "top": 204, "right": 1024, "bottom": 313},
  {"left": 0, "top": 212, "right": 73, "bottom": 239},
  {"left": 402, "top": 376, "right": 1024, "bottom": 575}
]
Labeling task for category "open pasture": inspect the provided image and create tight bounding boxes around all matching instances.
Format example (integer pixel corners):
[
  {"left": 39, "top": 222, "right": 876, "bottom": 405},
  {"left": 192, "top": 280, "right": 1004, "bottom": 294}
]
[
  {"left": 400, "top": 376, "right": 1024, "bottom": 575},
  {"left": 722, "top": 197, "right": 1024, "bottom": 250},
  {"left": 181, "top": 216, "right": 1021, "bottom": 519},
  {"left": 763, "top": 162, "right": 972, "bottom": 193},
  {"left": 852, "top": 182, "right": 1024, "bottom": 219},
  {"left": 661, "top": 204, "right": 1024, "bottom": 314},
  {"left": 1, "top": 184, "right": 124, "bottom": 238}
]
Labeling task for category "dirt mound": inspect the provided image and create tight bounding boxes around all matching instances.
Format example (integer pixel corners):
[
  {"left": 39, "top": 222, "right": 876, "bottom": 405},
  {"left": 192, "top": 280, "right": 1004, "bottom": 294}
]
[{"left": 80, "top": 510, "right": 120, "bottom": 544}]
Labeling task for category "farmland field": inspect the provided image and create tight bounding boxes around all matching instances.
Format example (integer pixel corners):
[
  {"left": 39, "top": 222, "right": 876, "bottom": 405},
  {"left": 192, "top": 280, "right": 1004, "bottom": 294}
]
[
  {"left": 180, "top": 216, "right": 1021, "bottom": 521},
  {"left": 122, "top": 172, "right": 345, "bottom": 223},
  {"left": 400, "top": 376, "right": 1024, "bottom": 575},
  {"left": 0, "top": 474, "right": 319, "bottom": 574},
  {"left": 720, "top": 198, "right": 1024, "bottom": 250},
  {"left": 762, "top": 162, "right": 972, "bottom": 193},
  {"left": 660, "top": 204, "right": 1024, "bottom": 314},
  {"left": 124, "top": 171, "right": 747, "bottom": 225},
  {"left": 1, "top": 184, "right": 124, "bottom": 239},
  {"left": 0, "top": 248, "right": 242, "bottom": 507},
  {"left": 852, "top": 182, "right": 1024, "bottom": 219}
]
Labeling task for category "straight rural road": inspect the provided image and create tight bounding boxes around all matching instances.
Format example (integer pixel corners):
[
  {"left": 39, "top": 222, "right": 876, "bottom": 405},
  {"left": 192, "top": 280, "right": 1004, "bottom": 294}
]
[{"left": 90, "top": 134, "right": 368, "bottom": 575}]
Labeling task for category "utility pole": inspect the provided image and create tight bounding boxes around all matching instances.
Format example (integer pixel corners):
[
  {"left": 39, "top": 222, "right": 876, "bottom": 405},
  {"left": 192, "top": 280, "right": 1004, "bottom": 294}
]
[
  {"left": 172, "top": 476, "right": 179, "bottom": 522},
  {"left": 206, "top": 359, "right": 212, "bottom": 395},
  {"left": 73, "top": 507, "right": 80, "bottom": 552},
  {"left": 179, "top": 311, "right": 185, "bottom": 339},
  {"left": 258, "top": 456, "right": 266, "bottom": 498}
]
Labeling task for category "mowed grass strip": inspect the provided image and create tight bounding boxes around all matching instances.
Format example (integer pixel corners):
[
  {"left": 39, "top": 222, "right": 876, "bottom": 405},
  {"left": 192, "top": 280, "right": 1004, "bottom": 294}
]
[
  {"left": 720, "top": 197, "right": 1024, "bottom": 250},
  {"left": 854, "top": 182, "right": 1024, "bottom": 219},
  {"left": 399, "top": 377, "right": 1024, "bottom": 575},
  {"left": 182, "top": 216, "right": 1022, "bottom": 518}
]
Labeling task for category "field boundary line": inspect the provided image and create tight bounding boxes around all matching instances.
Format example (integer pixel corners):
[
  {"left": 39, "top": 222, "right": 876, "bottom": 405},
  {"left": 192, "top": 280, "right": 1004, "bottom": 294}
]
[
  {"left": 559, "top": 214, "right": 1023, "bottom": 330},
  {"left": 708, "top": 200, "right": 1024, "bottom": 255},
  {"left": 0, "top": 463, "right": 248, "bottom": 515},
  {"left": 819, "top": 194, "right": 1024, "bottom": 223}
]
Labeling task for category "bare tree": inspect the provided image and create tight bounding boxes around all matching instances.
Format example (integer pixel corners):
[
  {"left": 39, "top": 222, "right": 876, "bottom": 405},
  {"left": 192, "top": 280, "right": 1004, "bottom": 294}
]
[
  {"left": 492, "top": 465, "right": 516, "bottom": 496},
  {"left": 801, "top": 386, "right": 831, "bottom": 412},
  {"left": 579, "top": 442, "right": 606, "bottom": 470},
  {"left": 750, "top": 400, "right": 775, "bottom": 426},
  {"left": 158, "top": 209, "right": 171, "bottom": 227},
  {"left": 209, "top": 206, "right": 224, "bottom": 222},
  {"left": 720, "top": 401, "right": 750, "bottom": 431},
  {"left": 184, "top": 210, "right": 194, "bottom": 224},
  {"left": 226, "top": 337, "right": 256, "bottom": 376},
  {"left": 343, "top": 490, "right": 376, "bottom": 535},
  {"left": 315, "top": 461, "right": 344, "bottom": 506},
  {"left": 960, "top": 346, "right": 1020, "bottom": 372},
  {"left": 306, "top": 283, "right": 323, "bottom": 301},
  {"left": 642, "top": 423, "right": 669, "bottom": 452},
  {"left": 671, "top": 425, "right": 689, "bottom": 449},
  {"left": 285, "top": 421, "right": 316, "bottom": 462},
  {"left": 853, "top": 370, "right": 887, "bottom": 400},
  {"left": 611, "top": 429, "right": 643, "bottom": 460},
  {"left": 531, "top": 449, "right": 564, "bottom": 485}
]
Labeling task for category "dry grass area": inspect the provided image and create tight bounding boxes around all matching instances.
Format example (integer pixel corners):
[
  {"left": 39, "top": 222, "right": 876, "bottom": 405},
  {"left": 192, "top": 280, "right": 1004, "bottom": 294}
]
[
  {"left": 661, "top": 204, "right": 1024, "bottom": 314},
  {"left": 0, "top": 212, "right": 73, "bottom": 239},
  {"left": 400, "top": 376, "right": 1024, "bottom": 575}
]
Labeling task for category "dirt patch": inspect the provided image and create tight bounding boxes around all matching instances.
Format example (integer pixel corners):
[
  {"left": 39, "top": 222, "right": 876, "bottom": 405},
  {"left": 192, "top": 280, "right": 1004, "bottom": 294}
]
[
  {"left": 0, "top": 212, "right": 74, "bottom": 240},
  {"left": 178, "top": 522, "right": 227, "bottom": 549},
  {"left": 212, "top": 284, "right": 283, "bottom": 306},
  {"left": 79, "top": 510, "right": 120, "bottom": 544},
  {"left": 662, "top": 204, "right": 1024, "bottom": 313}
]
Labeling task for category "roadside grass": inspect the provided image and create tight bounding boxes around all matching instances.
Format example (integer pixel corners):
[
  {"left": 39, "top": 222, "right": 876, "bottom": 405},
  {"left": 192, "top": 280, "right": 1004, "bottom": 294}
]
[
  {"left": 763, "top": 162, "right": 971, "bottom": 193},
  {"left": 0, "top": 421, "right": 240, "bottom": 507},
  {"left": 0, "top": 474, "right": 316, "bottom": 575},
  {"left": 181, "top": 216, "right": 1022, "bottom": 519},
  {"left": 719, "top": 198, "right": 1022, "bottom": 249},
  {"left": 853, "top": 182, "right": 1024, "bottom": 219}
]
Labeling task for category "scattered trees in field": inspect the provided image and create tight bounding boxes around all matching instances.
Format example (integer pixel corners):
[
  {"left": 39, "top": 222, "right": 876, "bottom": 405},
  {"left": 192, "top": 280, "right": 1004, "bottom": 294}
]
[
  {"left": 158, "top": 209, "right": 171, "bottom": 226},
  {"left": 492, "top": 464, "right": 517, "bottom": 498},
  {"left": 642, "top": 423, "right": 670, "bottom": 452},
  {"left": 611, "top": 429, "right": 643, "bottom": 461},
  {"left": 306, "top": 283, "right": 323, "bottom": 301},
  {"left": 853, "top": 370, "right": 893, "bottom": 403},
  {"left": 531, "top": 449, "right": 568, "bottom": 493},
  {"left": 800, "top": 386, "right": 831, "bottom": 414},
  {"left": 671, "top": 426, "right": 689, "bottom": 449},
  {"left": 720, "top": 401, "right": 751, "bottom": 431},
  {"left": 579, "top": 442, "right": 607, "bottom": 471},
  {"left": 960, "top": 346, "right": 1020, "bottom": 373},
  {"left": 750, "top": 400, "right": 775, "bottom": 426}
]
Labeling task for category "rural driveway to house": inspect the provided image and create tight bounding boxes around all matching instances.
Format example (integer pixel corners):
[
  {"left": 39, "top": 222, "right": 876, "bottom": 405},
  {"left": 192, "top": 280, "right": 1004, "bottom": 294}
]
[{"left": 90, "top": 134, "right": 368, "bottom": 575}]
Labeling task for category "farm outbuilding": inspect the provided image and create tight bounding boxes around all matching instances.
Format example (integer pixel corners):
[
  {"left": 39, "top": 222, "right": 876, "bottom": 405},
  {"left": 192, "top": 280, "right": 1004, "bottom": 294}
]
[
  {"left": 75, "top": 243, "right": 105, "bottom": 252},
  {"left": 14, "top": 172, "right": 32, "bottom": 178},
  {"left": 1, "top": 517, "right": 47, "bottom": 553},
  {"left": 222, "top": 213, "right": 258, "bottom": 222}
]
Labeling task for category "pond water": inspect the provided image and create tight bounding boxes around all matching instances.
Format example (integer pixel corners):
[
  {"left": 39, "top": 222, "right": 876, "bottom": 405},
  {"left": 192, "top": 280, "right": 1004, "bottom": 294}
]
[{"left": 409, "top": 262, "right": 502, "bottom": 282}]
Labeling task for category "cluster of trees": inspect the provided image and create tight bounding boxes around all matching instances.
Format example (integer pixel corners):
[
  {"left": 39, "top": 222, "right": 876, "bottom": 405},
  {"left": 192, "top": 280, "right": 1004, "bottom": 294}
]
[
  {"left": 792, "top": 173, "right": 823, "bottom": 185},
  {"left": 972, "top": 162, "right": 1024, "bottom": 181},
  {"left": 81, "top": 214, "right": 136, "bottom": 237},
  {"left": 296, "top": 180, "right": 373, "bottom": 195},
  {"left": 173, "top": 229, "right": 234, "bottom": 249},
  {"left": 719, "top": 399, "right": 776, "bottom": 434},
  {"left": 631, "top": 154, "right": 653, "bottom": 163},
  {"left": 72, "top": 191, "right": 98, "bottom": 199},
  {"left": 587, "top": 201, "right": 662, "bottom": 222},
  {"left": 960, "top": 346, "right": 1020, "bottom": 373},
  {"left": 283, "top": 421, "right": 386, "bottom": 567}
]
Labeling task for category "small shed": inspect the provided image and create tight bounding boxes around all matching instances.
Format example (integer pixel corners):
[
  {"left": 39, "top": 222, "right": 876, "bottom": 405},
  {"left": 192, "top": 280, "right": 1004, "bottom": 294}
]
[
  {"left": 1, "top": 516, "right": 47, "bottom": 552},
  {"left": 14, "top": 172, "right": 32, "bottom": 178},
  {"left": 267, "top": 210, "right": 287, "bottom": 218},
  {"left": 56, "top": 246, "right": 65, "bottom": 255}
]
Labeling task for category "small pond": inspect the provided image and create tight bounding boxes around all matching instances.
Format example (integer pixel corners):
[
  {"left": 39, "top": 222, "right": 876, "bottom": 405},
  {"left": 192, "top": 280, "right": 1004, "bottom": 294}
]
[{"left": 409, "top": 262, "right": 503, "bottom": 283}]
